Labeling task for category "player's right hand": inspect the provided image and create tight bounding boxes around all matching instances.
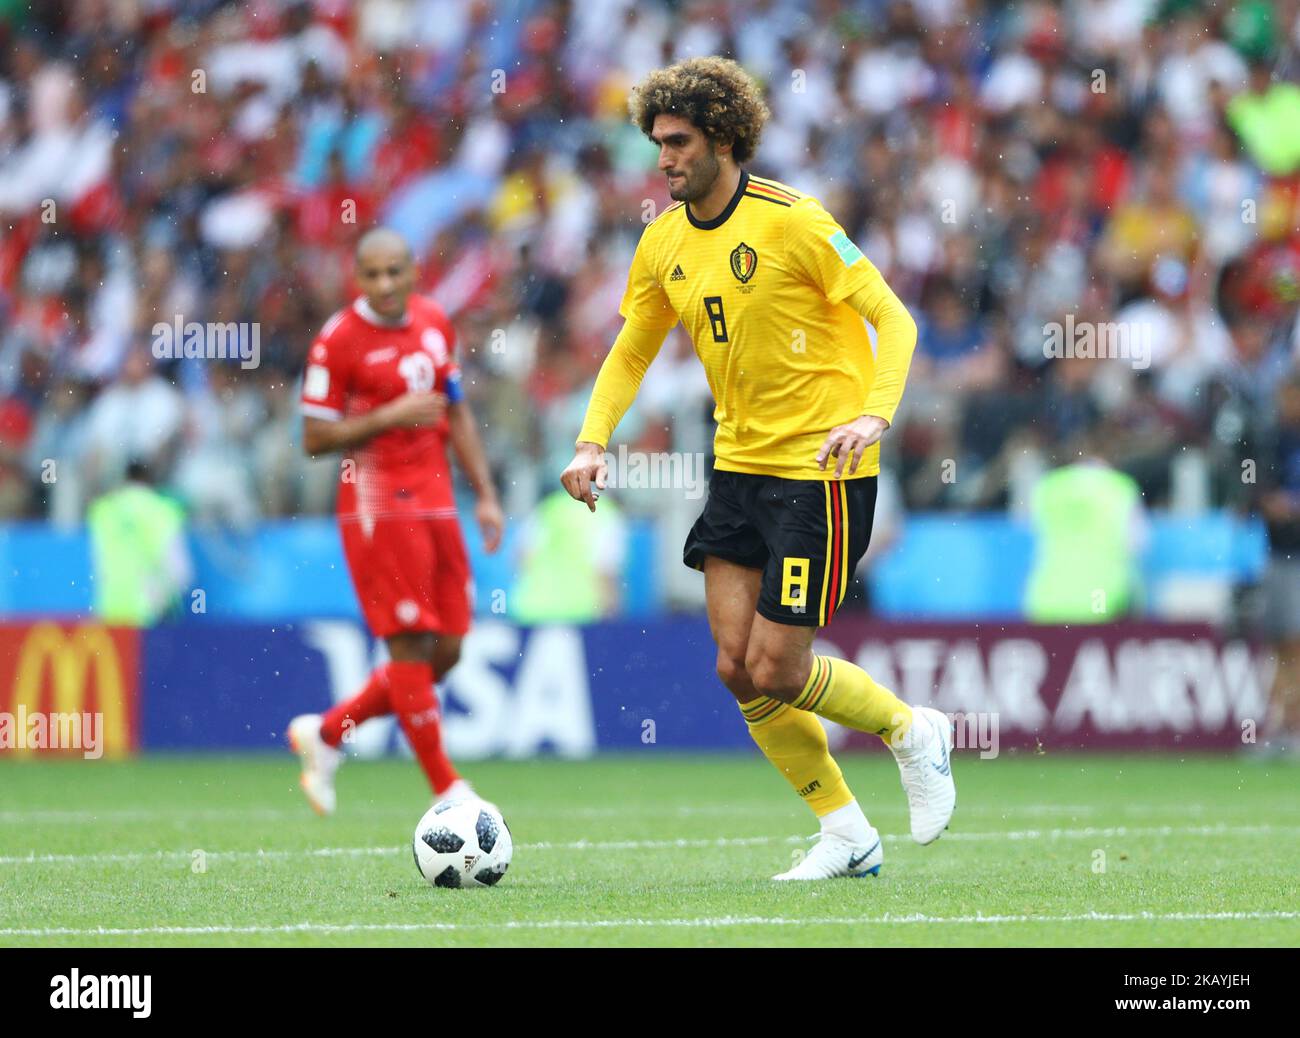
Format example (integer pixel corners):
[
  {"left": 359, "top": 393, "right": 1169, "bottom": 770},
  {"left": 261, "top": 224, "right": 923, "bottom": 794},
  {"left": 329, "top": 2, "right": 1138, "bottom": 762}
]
[
  {"left": 560, "top": 442, "right": 607, "bottom": 512},
  {"left": 384, "top": 392, "right": 447, "bottom": 429}
]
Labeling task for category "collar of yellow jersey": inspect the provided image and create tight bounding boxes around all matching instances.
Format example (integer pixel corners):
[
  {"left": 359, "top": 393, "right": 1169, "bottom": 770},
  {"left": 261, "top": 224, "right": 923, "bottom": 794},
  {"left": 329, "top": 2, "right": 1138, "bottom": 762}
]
[{"left": 686, "top": 170, "right": 750, "bottom": 231}]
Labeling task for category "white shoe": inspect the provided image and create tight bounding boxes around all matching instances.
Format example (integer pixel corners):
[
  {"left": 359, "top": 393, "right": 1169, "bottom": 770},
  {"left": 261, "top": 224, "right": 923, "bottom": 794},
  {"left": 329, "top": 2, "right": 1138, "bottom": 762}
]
[
  {"left": 892, "top": 706, "right": 956, "bottom": 844},
  {"left": 772, "top": 829, "right": 883, "bottom": 881},
  {"left": 287, "top": 713, "right": 341, "bottom": 816}
]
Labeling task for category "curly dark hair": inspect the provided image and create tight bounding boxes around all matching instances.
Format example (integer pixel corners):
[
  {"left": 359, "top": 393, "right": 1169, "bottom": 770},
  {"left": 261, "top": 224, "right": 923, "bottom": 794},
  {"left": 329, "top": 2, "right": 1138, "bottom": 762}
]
[{"left": 629, "top": 57, "right": 770, "bottom": 164}]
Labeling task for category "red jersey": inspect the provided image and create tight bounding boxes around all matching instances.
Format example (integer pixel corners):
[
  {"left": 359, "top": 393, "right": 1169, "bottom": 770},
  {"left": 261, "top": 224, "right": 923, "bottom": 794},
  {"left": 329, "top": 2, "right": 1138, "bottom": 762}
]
[{"left": 300, "top": 295, "right": 464, "bottom": 524}]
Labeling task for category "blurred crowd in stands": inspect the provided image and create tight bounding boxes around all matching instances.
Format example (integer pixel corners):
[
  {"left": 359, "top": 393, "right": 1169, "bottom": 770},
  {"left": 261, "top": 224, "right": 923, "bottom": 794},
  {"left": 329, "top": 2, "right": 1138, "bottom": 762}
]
[{"left": 1, "top": 0, "right": 1298, "bottom": 568}]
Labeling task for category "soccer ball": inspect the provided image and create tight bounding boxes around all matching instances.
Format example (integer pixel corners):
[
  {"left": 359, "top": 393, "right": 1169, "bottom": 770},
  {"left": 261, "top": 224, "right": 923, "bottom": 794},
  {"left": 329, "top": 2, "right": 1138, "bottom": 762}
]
[{"left": 412, "top": 799, "right": 513, "bottom": 889}]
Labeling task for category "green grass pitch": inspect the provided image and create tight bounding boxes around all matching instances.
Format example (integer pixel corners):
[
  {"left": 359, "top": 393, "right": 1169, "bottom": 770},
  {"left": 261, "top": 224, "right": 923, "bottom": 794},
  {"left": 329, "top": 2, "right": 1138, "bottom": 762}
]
[{"left": 1, "top": 751, "right": 1297, "bottom": 947}]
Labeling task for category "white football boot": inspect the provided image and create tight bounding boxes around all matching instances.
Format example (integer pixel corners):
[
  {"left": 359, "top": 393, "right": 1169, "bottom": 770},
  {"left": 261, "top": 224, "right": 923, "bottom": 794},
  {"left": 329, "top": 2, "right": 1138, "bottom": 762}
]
[
  {"left": 772, "top": 828, "right": 883, "bottom": 881},
  {"left": 892, "top": 706, "right": 956, "bottom": 844},
  {"left": 287, "top": 713, "right": 342, "bottom": 816}
]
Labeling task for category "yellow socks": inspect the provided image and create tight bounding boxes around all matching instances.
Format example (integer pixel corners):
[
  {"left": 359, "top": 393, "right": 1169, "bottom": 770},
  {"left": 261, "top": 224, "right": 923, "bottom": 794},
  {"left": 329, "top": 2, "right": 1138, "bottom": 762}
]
[
  {"left": 739, "top": 695, "right": 854, "bottom": 816},
  {"left": 737, "top": 656, "right": 912, "bottom": 821},
  {"left": 791, "top": 655, "right": 913, "bottom": 745}
]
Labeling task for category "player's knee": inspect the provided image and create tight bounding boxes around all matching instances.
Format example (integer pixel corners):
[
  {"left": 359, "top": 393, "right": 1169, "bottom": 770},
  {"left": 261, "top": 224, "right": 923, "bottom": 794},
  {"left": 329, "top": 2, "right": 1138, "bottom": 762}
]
[
  {"left": 389, "top": 631, "right": 436, "bottom": 663},
  {"left": 433, "top": 641, "right": 461, "bottom": 674},
  {"left": 746, "top": 654, "right": 801, "bottom": 702},
  {"left": 715, "top": 650, "right": 751, "bottom": 696}
]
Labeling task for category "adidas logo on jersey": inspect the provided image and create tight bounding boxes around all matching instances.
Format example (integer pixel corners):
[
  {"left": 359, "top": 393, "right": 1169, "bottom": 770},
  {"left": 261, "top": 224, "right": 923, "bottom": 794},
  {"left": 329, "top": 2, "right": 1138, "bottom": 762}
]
[{"left": 669, "top": 264, "right": 686, "bottom": 282}]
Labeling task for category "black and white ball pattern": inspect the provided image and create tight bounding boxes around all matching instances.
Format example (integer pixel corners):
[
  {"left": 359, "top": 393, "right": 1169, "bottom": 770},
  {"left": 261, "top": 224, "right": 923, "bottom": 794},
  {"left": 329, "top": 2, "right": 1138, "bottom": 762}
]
[{"left": 412, "top": 798, "right": 513, "bottom": 889}]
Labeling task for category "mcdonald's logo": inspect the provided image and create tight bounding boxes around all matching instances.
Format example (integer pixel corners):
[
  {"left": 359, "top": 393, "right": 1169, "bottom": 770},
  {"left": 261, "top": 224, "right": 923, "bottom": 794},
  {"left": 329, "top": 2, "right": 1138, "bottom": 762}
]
[{"left": 0, "top": 623, "right": 139, "bottom": 757}]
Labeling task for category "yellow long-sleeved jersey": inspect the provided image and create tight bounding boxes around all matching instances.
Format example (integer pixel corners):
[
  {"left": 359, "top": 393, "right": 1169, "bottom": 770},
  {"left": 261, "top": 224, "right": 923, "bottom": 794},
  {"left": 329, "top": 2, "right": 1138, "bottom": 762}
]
[{"left": 578, "top": 171, "right": 916, "bottom": 479}]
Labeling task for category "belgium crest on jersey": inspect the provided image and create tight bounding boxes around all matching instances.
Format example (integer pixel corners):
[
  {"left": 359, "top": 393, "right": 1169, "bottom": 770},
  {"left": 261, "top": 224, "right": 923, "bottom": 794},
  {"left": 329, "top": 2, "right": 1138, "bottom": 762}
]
[{"left": 730, "top": 242, "right": 758, "bottom": 284}]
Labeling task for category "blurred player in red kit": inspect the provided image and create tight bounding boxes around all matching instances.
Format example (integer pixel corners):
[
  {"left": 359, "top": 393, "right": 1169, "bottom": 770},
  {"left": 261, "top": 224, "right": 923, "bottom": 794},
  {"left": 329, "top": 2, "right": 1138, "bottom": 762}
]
[{"left": 287, "top": 227, "right": 503, "bottom": 813}]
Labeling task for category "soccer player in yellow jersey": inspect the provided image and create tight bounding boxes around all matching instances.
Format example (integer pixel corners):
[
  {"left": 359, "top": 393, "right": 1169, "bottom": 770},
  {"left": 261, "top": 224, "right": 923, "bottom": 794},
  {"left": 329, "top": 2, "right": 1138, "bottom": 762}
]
[{"left": 560, "top": 57, "right": 956, "bottom": 880}]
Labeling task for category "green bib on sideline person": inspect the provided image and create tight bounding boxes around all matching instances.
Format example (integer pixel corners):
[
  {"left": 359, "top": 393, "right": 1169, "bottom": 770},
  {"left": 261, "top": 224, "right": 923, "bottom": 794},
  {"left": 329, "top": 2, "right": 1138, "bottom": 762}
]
[
  {"left": 87, "top": 484, "right": 187, "bottom": 626},
  {"left": 512, "top": 490, "right": 622, "bottom": 624},
  {"left": 1025, "top": 464, "right": 1142, "bottom": 624}
]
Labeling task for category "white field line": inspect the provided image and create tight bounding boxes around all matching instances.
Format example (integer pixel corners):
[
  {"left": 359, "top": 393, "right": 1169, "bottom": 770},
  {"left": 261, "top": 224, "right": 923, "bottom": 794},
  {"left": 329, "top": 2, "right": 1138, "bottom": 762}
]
[
  {"left": 1, "top": 910, "right": 1297, "bottom": 939},
  {"left": 0, "top": 808, "right": 322, "bottom": 823},
  {"left": 0, "top": 802, "right": 1280, "bottom": 824},
  {"left": 0, "top": 804, "right": 1101, "bottom": 823},
  {"left": 2, "top": 824, "right": 1297, "bottom": 866}
]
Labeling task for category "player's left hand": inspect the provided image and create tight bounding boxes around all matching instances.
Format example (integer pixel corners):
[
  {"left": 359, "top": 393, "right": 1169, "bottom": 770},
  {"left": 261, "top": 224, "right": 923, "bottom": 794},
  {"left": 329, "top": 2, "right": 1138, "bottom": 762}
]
[
  {"left": 816, "top": 415, "right": 889, "bottom": 478},
  {"left": 476, "top": 495, "right": 505, "bottom": 554}
]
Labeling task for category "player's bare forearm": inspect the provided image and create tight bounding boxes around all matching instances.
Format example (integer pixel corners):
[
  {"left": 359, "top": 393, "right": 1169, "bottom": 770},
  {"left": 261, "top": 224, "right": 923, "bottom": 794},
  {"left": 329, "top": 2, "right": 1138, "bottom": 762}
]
[
  {"left": 302, "top": 411, "right": 389, "bottom": 457},
  {"left": 302, "top": 393, "right": 445, "bottom": 457},
  {"left": 447, "top": 400, "right": 504, "bottom": 552},
  {"left": 446, "top": 400, "right": 496, "bottom": 501}
]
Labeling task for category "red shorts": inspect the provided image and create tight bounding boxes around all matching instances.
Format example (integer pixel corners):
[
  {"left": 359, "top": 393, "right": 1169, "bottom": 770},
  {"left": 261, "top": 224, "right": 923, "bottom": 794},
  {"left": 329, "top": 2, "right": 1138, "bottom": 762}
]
[{"left": 340, "top": 516, "right": 473, "bottom": 638}]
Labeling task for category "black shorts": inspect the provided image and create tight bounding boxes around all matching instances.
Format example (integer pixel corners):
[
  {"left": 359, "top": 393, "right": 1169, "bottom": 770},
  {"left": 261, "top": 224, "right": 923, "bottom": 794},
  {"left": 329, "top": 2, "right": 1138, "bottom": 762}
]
[{"left": 683, "top": 468, "right": 877, "bottom": 628}]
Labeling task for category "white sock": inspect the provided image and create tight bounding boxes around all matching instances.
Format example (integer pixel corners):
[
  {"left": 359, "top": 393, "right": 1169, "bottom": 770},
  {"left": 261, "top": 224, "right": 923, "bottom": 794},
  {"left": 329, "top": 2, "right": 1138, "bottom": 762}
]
[
  {"left": 819, "top": 799, "right": 873, "bottom": 843},
  {"left": 438, "top": 778, "right": 475, "bottom": 801}
]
